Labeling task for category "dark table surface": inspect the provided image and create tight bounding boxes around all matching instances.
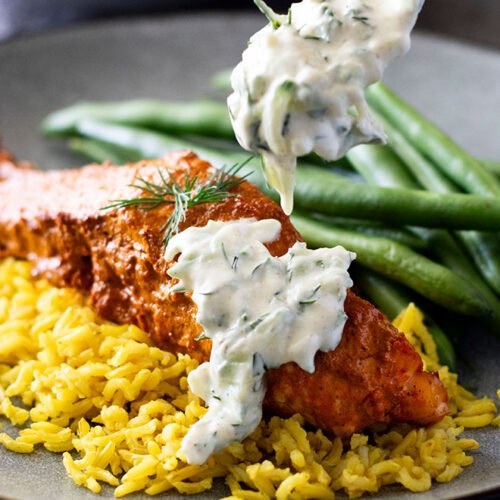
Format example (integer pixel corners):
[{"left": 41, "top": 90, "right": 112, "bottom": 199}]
[{"left": 1, "top": 0, "right": 500, "bottom": 49}]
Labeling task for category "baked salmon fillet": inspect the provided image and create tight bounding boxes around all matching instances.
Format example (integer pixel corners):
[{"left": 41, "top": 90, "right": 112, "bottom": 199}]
[{"left": 0, "top": 149, "right": 448, "bottom": 436}]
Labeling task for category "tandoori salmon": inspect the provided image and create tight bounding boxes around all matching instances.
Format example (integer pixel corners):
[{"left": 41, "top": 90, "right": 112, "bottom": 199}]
[{"left": 0, "top": 149, "right": 448, "bottom": 436}]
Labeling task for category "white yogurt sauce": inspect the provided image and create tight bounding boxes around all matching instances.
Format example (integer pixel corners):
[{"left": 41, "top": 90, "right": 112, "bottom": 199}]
[
  {"left": 228, "top": 0, "right": 424, "bottom": 213},
  {"left": 165, "top": 218, "right": 354, "bottom": 464}
]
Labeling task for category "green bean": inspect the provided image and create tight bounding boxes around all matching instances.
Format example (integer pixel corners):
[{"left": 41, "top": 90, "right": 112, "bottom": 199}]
[
  {"left": 366, "top": 83, "right": 500, "bottom": 197},
  {"left": 74, "top": 118, "right": 264, "bottom": 182},
  {"left": 410, "top": 228, "right": 500, "bottom": 334},
  {"left": 353, "top": 267, "right": 410, "bottom": 319},
  {"left": 300, "top": 151, "right": 353, "bottom": 168},
  {"left": 319, "top": 164, "right": 365, "bottom": 183},
  {"left": 291, "top": 212, "right": 490, "bottom": 318},
  {"left": 347, "top": 144, "right": 417, "bottom": 188},
  {"left": 45, "top": 96, "right": 356, "bottom": 175},
  {"left": 480, "top": 158, "right": 500, "bottom": 178},
  {"left": 347, "top": 137, "right": 500, "bottom": 325},
  {"left": 371, "top": 106, "right": 500, "bottom": 299},
  {"left": 73, "top": 119, "right": 500, "bottom": 231},
  {"left": 68, "top": 137, "right": 142, "bottom": 164},
  {"left": 310, "top": 214, "right": 428, "bottom": 250},
  {"left": 457, "top": 230, "right": 500, "bottom": 297},
  {"left": 369, "top": 108, "right": 459, "bottom": 192},
  {"left": 412, "top": 227, "right": 497, "bottom": 298},
  {"left": 74, "top": 119, "right": 236, "bottom": 166},
  {"left": 42, "top": 99, "right": 234, "bottom": 139},
  {"left": 180, "top": 135, "right": 242, "bottom": 153},
  {"left": 294, "top": 163, "right": 500, "bottom": 231},
  {"left": 352, "top": 268, "right": 457, "bottom": 370}
]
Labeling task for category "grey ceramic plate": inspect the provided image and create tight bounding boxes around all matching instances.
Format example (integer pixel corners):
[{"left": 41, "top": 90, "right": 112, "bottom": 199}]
[{"left": 0, "top": 13, "right": 499, "bottom": 500}]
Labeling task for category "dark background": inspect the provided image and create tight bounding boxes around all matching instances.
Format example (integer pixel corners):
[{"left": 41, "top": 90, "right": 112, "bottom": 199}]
[{"left": 1, "top": 0, "right": 500, "bottom": 49}]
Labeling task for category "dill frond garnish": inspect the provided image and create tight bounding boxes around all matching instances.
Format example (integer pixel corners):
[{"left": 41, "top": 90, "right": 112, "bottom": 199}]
[
  {"left": 254, "top": 0, "right": 285, "bottom": 29},
  {"left": 102, "top": 158, "right": 252, "bottom": 246}
]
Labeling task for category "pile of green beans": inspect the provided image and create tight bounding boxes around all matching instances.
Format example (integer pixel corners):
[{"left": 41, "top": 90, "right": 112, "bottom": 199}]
[
  {"left": 43, "top": 100, "right": 234, "bottom": 139},
  {"left": 366, "top": 84, "right": 500, "bottom": 297},
  {"left": 41, "top": 80, "right": 500, "bottom": 367}
]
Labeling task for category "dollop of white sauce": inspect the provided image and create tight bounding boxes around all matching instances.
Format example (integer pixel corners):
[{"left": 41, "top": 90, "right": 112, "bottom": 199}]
[
  {"left": 165, "top": 218, "right": 354, "bottom": 464},
  {"left": 228, "top": 0, "right": 424, "bottom": 213}
]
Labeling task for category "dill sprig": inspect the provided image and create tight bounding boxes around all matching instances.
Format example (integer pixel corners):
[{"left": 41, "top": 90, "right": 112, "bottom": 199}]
[
  {"left": 254, "top": 0, "right": 285, "bottom": 29},
  {"left": 102, "top": 158, "right": 253, "bottom": 246}
]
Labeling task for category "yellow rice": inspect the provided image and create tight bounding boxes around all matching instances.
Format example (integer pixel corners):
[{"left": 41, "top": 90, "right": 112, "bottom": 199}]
[{"left": 0, "top": 257, "right": 498, "bottom": 498}]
